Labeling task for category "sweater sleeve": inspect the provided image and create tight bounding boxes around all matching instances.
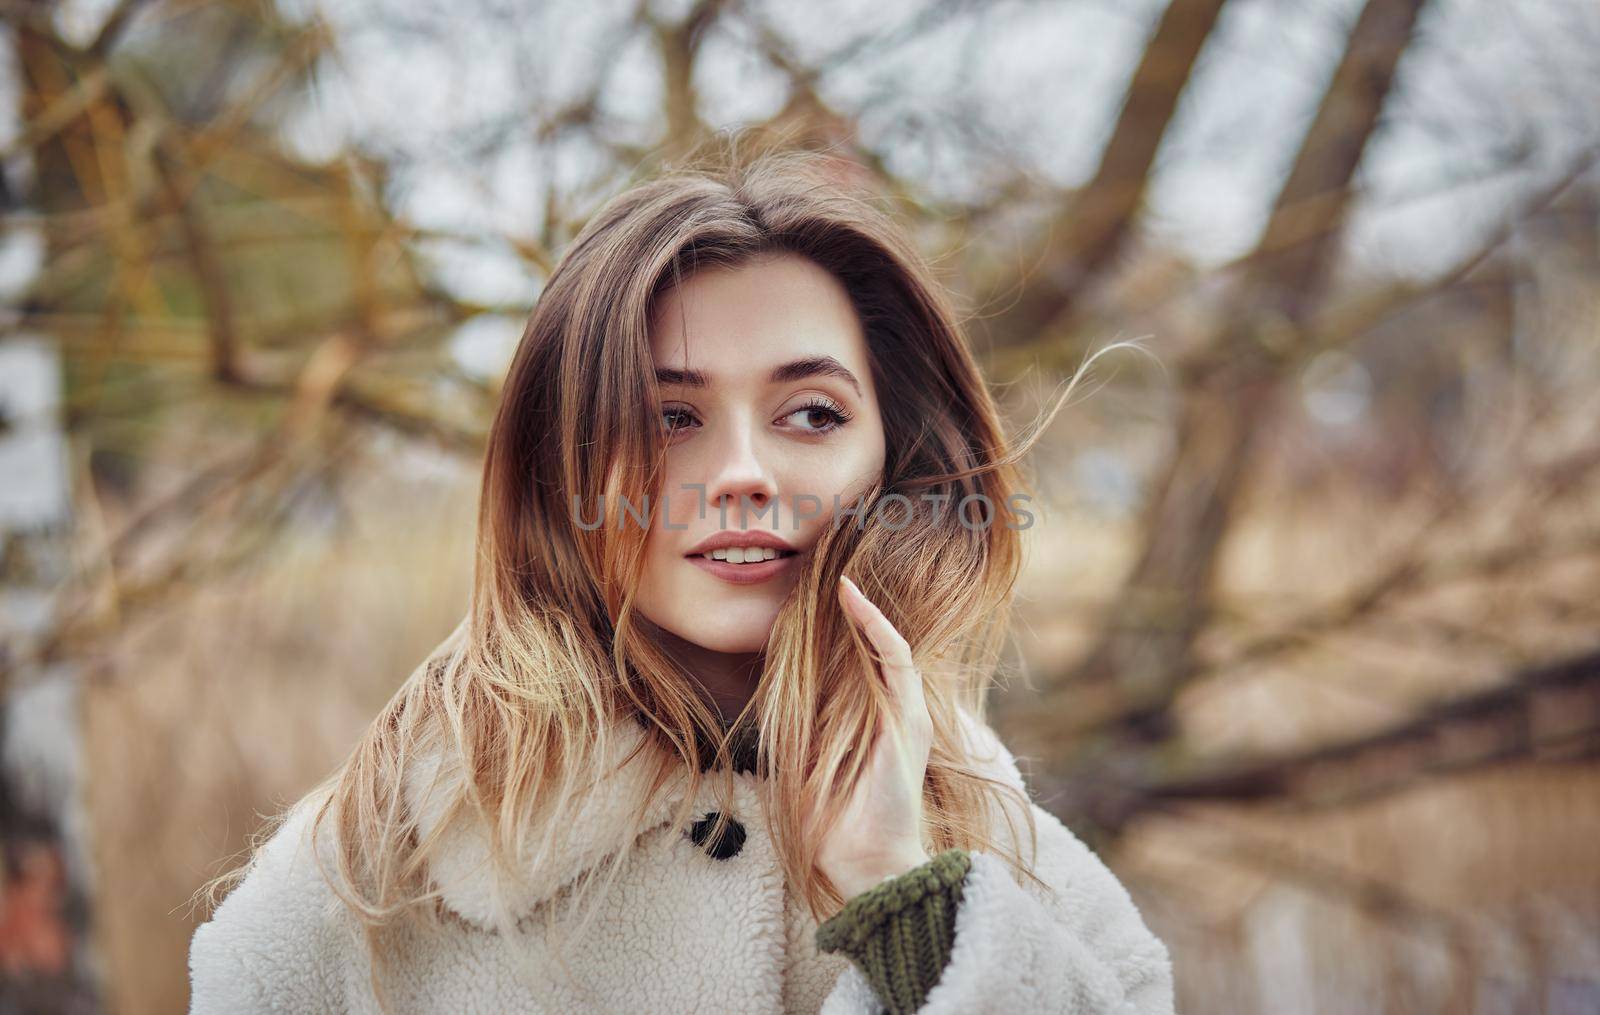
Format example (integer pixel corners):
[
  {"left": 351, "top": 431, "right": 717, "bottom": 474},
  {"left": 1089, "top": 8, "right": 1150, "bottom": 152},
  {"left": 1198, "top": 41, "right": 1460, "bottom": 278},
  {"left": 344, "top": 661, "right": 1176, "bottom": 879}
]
[{"left": 814, "top": 848, "right": 972, "bottom": 1013}]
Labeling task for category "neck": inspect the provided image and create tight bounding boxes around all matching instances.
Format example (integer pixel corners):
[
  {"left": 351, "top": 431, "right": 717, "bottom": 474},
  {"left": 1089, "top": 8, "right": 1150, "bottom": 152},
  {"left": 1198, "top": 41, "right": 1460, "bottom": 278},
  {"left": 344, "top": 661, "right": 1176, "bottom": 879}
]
[{"left": 646, "top": 623, "right": 763, "bottom": 723}]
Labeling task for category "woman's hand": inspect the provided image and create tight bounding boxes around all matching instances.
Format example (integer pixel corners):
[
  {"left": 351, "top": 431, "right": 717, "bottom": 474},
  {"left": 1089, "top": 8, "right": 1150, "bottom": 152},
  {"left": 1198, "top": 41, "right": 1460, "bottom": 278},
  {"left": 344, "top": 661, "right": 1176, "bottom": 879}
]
[{"left": 811, "top": 574, "right": 934, "bottom": 901}]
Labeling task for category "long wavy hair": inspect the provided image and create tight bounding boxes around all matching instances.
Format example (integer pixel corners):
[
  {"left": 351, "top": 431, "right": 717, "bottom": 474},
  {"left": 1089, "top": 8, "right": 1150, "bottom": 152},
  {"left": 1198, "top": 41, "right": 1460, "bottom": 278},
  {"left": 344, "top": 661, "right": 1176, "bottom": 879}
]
[{"left": 201, "top": 139, "right": 1123, "bottom": 1009}]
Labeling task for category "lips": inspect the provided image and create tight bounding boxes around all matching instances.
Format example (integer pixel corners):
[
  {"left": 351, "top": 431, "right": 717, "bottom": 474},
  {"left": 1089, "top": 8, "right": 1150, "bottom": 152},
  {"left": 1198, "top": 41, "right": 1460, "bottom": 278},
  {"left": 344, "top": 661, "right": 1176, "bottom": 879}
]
[
  {"left": 684, "top": 530, "right": 799, "bottom": 557},
  {"left": 687, "top": 552, "right": 798, "bottom": 585},
  {"left": 684, "top": 530, "right": 801, "bottom": 585}
]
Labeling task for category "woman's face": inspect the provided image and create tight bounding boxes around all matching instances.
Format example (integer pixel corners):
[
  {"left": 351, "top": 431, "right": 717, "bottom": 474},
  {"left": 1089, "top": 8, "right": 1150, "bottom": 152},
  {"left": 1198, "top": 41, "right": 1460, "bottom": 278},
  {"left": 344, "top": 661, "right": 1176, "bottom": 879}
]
[{"left": 634, "top": 252, "right": 887, "bottom": 655}]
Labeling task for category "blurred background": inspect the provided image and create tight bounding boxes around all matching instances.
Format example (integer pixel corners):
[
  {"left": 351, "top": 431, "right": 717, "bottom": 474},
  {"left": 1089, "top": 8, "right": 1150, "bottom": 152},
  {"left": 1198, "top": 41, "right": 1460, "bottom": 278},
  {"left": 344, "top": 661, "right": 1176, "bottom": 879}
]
[{"left": 1, "top": 0, "right": 1597, "bottom": 1011}]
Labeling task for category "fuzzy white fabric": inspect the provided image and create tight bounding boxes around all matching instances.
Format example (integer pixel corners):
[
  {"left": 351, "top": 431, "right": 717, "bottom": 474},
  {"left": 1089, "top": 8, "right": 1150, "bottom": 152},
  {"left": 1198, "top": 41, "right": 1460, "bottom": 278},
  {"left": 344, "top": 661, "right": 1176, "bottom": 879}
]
[{"left": 189, "top": 709, "right": 1174, "bottom": 1013}]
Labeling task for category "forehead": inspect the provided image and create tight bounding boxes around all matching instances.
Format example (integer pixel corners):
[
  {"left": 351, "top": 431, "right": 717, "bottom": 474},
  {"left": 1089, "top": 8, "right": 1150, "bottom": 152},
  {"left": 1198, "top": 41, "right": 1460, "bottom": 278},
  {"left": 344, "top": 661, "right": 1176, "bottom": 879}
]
[{"left": 648, "top": 253, "right": 868, "bottom": 372}]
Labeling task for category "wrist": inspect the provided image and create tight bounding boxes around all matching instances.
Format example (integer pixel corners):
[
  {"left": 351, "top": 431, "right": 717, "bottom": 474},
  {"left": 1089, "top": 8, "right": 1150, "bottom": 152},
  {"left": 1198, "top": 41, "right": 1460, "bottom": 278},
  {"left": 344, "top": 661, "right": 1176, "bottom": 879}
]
[{"left": 831, "top": 847, "right": 932, "bottom": 900}]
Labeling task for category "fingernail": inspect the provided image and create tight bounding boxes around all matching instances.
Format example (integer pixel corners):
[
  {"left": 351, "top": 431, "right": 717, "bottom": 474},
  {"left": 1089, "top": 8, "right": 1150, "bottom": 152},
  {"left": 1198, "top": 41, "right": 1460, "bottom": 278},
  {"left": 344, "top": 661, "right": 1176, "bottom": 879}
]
[{"left": 838, "top": 575, "right": 863, "bottom": 618}]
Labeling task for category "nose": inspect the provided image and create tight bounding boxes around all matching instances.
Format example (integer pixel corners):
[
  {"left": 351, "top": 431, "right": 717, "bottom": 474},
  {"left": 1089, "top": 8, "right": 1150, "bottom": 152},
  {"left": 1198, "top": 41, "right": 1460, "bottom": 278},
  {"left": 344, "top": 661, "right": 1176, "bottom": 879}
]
[{"left": 703, "top": 419, "right": 778, "bottom": 523}]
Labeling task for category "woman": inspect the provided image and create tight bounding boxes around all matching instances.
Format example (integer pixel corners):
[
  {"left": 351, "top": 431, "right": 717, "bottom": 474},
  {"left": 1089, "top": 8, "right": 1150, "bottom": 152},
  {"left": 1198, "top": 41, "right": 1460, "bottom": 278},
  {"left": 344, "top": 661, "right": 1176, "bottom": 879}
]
[{"left": 188, "top": 146, "right": 1174, "bottom": 1014}]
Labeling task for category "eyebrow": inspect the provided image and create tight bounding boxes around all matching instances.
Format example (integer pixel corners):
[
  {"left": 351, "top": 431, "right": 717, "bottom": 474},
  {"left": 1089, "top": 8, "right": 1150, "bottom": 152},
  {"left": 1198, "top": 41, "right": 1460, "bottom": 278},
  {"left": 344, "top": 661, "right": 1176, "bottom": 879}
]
[{"left": 654, "top": 356, "right": 863, "bottom": 396}]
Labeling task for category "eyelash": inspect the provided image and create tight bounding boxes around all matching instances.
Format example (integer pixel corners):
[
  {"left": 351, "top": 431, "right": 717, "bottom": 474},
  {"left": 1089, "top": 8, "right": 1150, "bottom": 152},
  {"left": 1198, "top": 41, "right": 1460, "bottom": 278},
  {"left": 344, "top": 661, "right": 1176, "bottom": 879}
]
[
  {"left": 787, "top": 397, "right": 853, "bottom": 434},
  {"left": 658, "top": 399, "right": 854, "bottom": 436}
]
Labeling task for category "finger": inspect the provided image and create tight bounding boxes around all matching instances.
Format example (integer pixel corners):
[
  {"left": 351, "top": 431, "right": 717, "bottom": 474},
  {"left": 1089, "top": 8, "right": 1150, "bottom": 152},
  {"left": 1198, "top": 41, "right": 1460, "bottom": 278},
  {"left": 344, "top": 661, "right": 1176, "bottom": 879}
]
[
  {"left": 838, "top": 575, "right": 913, "bottom": 674},
  {"left": 838, "top": 575, "right": 922, "bottom": 709}
]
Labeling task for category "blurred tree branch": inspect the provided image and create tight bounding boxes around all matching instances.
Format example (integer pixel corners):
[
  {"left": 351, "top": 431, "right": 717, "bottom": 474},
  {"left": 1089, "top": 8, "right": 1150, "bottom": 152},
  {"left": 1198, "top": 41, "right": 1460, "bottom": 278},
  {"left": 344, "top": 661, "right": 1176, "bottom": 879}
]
[
  {"left": 973, "top": 0, "right": 1230, "bottom": 354},
  {"left": 1036, "top": 0, "right": 1432, "bottom": 744}
]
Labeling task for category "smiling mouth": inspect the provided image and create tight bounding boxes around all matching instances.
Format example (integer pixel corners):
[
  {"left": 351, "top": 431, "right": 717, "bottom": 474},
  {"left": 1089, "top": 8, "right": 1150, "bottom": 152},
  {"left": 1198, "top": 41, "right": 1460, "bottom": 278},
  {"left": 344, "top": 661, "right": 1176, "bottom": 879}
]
[
  {"left": 686, "top": 546, "right": 801, "bottom": 585},
  {"left": 693, "top": 546, "right": 799, "bottom": 564}
]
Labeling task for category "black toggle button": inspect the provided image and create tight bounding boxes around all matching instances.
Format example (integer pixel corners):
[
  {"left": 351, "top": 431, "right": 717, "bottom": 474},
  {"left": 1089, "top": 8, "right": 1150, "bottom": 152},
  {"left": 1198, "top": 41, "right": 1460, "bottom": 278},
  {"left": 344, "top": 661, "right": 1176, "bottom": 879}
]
[{"left": 686, "top": 810, "right": 746, "bottom": 860}]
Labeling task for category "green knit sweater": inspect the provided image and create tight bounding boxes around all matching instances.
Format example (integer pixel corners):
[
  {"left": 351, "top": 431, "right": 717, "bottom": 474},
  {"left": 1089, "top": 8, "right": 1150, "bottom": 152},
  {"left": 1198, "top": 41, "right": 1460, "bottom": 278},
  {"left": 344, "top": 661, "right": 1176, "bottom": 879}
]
[{"left": 814, "top": 847, "right": 972, "bottom": 1013}]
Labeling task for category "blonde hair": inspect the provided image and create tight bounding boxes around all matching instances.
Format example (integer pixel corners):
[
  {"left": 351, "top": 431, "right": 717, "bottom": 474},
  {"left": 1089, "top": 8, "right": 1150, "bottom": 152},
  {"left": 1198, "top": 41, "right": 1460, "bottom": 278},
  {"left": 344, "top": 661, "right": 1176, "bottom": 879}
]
[{"left": 199, "top": 136, "right": 1126, "bottom": 1009}]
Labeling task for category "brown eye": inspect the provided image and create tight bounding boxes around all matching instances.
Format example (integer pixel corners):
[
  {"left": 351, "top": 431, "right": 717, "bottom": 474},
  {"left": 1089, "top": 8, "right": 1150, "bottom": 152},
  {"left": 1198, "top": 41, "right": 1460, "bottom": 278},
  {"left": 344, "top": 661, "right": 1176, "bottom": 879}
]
[{"left": 781, "top": 398, "right": 852, "bottom": 434}]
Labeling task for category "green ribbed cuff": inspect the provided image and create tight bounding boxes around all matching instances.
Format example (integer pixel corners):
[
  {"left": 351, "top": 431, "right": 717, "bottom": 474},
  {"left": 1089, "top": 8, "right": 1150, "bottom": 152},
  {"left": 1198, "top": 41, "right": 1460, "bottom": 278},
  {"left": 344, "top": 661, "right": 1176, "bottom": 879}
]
[{"left": 815, "top": 848, "right": 972, "bottom": 1014}]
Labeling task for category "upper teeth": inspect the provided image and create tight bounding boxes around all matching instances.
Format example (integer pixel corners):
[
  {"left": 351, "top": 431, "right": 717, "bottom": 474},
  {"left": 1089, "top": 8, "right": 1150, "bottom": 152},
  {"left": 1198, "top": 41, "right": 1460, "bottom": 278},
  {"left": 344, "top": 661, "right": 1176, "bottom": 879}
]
[{"left": 706, "top": 547, "right": 781, "bottom": 563}]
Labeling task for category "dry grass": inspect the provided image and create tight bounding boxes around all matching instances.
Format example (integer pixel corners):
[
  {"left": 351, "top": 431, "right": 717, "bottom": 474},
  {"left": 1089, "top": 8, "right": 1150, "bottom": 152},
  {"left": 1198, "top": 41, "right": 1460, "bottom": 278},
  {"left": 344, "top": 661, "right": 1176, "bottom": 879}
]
[{"left": 82, "top": 438, "right": 476, "bottom": 1015}]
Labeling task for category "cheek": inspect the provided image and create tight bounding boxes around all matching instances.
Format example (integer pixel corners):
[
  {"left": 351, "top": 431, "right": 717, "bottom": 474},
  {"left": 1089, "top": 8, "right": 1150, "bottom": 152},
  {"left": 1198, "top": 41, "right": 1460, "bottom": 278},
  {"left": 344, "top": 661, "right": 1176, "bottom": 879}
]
[
  {"left": 635, "top": 544, "right": 689, "bottom": 633},
  {"left": 792, "top": 463, "right": 865, "bottom": 503},
  {"left": 648, "top": 450, "right": 709, "bottom": 525},
  {"left": 638, "top": 463, "right": 703, "bottom": 588},
  {"left": 804, "top": 425, "right": 886, "bottom": 498}
]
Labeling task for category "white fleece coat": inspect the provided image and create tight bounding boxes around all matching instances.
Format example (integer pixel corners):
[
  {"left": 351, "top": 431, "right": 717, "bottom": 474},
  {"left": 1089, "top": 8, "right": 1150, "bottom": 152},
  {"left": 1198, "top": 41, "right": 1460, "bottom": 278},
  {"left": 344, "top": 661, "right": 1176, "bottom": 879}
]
[{"left": 188, "top": 709, "right": 1175, "bottom": 1014}]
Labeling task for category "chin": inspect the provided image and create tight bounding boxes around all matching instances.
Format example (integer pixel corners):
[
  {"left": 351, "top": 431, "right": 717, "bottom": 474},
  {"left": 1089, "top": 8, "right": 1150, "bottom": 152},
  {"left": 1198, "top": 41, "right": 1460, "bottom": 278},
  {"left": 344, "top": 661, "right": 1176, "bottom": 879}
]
[
  {"left": 672, "top": 603, "right": 781, "bottom": 654},
  {"left": 683, "top": 624, "right": 775, "bottom": 655}
]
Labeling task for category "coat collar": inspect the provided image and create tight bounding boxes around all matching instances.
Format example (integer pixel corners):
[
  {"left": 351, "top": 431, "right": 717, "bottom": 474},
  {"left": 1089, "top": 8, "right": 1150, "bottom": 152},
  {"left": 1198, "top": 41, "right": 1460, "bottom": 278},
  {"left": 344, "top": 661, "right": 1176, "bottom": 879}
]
[
  {"left": 403, "top": 711, "right": 761, "bottom": 929},
  {"left": 403, "top": 706, "right": 1018, "bottom": 929}
]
